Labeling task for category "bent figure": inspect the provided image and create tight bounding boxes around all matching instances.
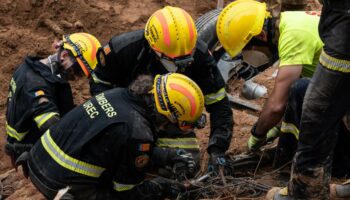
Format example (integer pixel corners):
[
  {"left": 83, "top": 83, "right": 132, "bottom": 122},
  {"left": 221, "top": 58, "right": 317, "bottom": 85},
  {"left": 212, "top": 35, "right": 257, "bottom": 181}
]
[{"left": 27, "top": 74, "right": 205, "bottom": 200}]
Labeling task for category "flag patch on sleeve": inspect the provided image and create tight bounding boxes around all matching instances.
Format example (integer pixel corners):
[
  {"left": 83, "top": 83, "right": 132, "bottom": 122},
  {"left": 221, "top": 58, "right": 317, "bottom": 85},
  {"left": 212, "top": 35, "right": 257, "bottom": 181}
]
[
  {"left": 35, "top": 90, "right": 45, "bottom": 97},
  {"left": 138, "top": 143, "right": 150, "bottom": 152}
]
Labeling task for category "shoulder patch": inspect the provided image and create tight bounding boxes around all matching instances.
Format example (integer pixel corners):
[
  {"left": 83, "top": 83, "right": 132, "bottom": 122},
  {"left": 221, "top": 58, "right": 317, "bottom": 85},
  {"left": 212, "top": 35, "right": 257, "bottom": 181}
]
[
  {"left": 138, "top": 143, "right": 150, "bottom": 152},
  {"left": 35, "top": 90, "right": 45, "bottom": 97},
  {"left": 135, "top": 154, "right": 150, "bottom": 168}
]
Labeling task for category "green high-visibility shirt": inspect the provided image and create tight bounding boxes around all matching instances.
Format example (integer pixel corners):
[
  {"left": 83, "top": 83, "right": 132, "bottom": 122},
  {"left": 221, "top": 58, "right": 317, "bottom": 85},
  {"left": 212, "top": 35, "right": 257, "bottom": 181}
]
[{"left": 278, "top": 11, "right": 324, "bottom": 78}]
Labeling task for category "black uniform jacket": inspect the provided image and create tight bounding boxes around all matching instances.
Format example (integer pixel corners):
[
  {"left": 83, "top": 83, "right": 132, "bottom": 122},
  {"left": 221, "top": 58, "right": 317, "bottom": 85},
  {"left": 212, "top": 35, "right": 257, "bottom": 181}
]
[
  {"left": 91, "top": 30, "right": 233, "bottom": 154},
  {"left": 6, "top": 56, "right": 74, "bottom": 144},
  {"left": 29, "top": 89, "right": 164, "bottom": 197}
]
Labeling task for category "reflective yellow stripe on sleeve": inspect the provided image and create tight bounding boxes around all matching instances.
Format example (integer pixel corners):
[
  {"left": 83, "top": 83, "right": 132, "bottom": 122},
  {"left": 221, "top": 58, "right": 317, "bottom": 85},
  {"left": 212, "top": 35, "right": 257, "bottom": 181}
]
[
  {"left": 319, "top": 50, "right": 350, "bottom": 73},
  {"left": 6, "top": 122, "right": 29, "bottom": 141},
  {"left": 156, "top": 138, "right": 199, "bottom": 149},
  {"left": 41, "top": 130, "right": 106, "bottom": 178},
  {"left": 204, "top": 88, "right": 226, "bottom": 105},
  {"left": 113, "top": 181, "right": 137, "bottom": 192},
  {"left": 34, "top": 112, "right": 59, "bottom": 129},
  {"left": 281, "top": 121, "right": 299, "bottom": 140}
]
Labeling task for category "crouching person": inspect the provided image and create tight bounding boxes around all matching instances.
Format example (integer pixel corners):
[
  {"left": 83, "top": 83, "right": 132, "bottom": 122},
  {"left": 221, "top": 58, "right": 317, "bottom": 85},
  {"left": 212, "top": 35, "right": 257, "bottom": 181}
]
[
  {"left": 5, "top": 33, "right": 101, "bottom": 167},
  {"left": 27, "top": 73, "right": 204, "bottom": 200}
]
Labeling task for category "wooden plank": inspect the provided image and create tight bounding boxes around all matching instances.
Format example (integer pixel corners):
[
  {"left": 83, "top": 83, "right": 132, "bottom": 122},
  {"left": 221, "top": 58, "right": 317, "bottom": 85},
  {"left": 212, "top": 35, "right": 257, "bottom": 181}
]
[{"left": 227, "top": 93, "right": 262, "bottom": 111}]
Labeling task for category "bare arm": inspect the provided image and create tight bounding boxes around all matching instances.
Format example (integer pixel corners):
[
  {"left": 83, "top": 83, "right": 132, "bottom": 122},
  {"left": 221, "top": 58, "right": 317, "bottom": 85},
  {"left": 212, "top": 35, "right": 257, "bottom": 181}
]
[{"left": 255, "top": 65, "right": 302, "bottom": 136}]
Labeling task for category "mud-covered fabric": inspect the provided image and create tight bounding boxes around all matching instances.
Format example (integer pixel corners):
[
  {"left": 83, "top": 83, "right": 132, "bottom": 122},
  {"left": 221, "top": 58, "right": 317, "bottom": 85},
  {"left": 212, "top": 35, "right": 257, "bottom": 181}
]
[
  {"left": 288, "top": 63, "right": 350, "bottom": 199},
  {"left": 91, "top": 30, "right": 233, "bottom": 155},
  {"left": 319, "top": 0, "right": 350, "bottom": 58}
]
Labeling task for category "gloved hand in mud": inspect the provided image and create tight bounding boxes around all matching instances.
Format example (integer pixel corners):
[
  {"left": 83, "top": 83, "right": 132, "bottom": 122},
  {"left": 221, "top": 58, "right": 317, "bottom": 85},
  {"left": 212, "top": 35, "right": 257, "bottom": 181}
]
[
  {"left": 168, "top": 149, "right": 196, "bottom": 178},
  {"left": 208, "top": 152, "right": 233, "bottom": 176},
  {"left": 248, "top": 124, "right": 280, "bottom": 152}
]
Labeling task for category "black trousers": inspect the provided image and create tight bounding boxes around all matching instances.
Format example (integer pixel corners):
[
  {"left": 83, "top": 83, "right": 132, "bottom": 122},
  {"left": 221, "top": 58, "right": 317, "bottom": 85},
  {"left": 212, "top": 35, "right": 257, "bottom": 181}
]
[
  {"left": 274, "top": 78, "right": 350, "bottom": 178},
  {"left": 288, "top": 64, "right": 350, "bottom": 199}
]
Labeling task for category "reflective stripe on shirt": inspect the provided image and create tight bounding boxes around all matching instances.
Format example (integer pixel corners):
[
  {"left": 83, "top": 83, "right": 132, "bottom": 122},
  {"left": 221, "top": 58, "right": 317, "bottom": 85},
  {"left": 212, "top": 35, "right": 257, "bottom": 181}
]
[
  {"left": 113, "top": 181, "right": 137, "bottom": 192},
  {"left": 319, "top": 50, "right": 350, "bottom": 73},
  {"left": 156, "top": 137, "right": 199, "bottom": 149},
  {"left": 6, "top": 122, "right": 29, "bottom": 141},
  {"left": 34, "top": 112, "right": 59, "bottom": 128},
  {"left": 41, "top": 130, "right": 106, "bottom": 178},
  {"left": 204, "top": 87, "right": 226, "bottom": 105}
]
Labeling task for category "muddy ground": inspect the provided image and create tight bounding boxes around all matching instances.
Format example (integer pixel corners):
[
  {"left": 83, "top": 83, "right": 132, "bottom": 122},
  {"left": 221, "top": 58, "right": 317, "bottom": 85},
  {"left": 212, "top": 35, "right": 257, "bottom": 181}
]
[{"left": 0, "top": 0, "right": 326, "bottom": 199}]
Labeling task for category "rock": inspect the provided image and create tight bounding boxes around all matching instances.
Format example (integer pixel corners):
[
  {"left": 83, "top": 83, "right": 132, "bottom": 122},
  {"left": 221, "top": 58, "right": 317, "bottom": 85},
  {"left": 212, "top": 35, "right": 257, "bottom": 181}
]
[{"left": 74, "top": 20, "right": 84, "bottom": 29}]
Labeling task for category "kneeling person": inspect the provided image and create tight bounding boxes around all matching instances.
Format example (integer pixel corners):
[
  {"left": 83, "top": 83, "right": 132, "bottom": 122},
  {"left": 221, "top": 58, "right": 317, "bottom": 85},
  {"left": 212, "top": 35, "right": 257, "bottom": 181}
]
[{"left": 27, "top": 73, "right": 204, "bottom": 200}]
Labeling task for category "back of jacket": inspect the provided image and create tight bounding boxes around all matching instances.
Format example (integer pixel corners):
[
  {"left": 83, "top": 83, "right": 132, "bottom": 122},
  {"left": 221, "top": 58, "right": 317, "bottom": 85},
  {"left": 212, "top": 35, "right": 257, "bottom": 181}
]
[
  {"left": 29, "top": 88, "right": 155, "bottom": 190},
  {"left": 6, "top": 57, "right": 74, "bottom": 144}
]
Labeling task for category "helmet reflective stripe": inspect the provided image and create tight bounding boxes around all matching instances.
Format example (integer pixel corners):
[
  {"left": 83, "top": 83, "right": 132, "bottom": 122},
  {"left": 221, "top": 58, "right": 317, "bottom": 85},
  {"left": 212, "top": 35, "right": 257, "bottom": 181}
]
[
  {"left": 63, "top": 34, "right": 92, "bottom": 76},
  {"left": 145, "top": 6, "right": 197, "bottom": 58},
  {"left": 154, "top": 11, "right": 171, "bottom": 47},
  {"left": 153, "top": 73, "right": 204, "bottom": 125},
  {"left": 169, "top": 83, "right": 197, "bottom": 117},
  {"left": 62, "top": 33, "right": 101, "bottom": 77}
]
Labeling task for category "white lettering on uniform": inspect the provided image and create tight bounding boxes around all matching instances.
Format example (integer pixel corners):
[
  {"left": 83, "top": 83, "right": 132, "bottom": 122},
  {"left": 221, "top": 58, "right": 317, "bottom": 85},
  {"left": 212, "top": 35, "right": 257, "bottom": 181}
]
[
  {"left": 83, "top": 101, "right": 99, "bottom": 118},
  {"left": 95, "top": 93, "right": 117, "bottom": 117}
]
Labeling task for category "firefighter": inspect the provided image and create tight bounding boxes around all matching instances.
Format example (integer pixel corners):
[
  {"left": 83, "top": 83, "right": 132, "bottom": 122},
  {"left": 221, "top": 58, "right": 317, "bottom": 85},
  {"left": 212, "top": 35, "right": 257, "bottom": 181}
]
[
  {"left": 5, "top": 33, "right": 101, "bottom": 166},
  {"left": 27, "top": 73, "right": 204, "bottom": 200},
  {"left": 91, "top": 6, "right": 233, "bottom": 174},
  {"left": 216, "top": 0, "right": 323, "bottom": 164}
]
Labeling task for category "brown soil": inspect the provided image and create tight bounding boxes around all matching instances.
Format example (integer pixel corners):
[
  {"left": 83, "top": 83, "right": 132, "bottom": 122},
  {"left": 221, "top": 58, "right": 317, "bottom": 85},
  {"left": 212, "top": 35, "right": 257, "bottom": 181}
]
[{"left": 0, "top": 0, "right": 326, "bottom": 199}]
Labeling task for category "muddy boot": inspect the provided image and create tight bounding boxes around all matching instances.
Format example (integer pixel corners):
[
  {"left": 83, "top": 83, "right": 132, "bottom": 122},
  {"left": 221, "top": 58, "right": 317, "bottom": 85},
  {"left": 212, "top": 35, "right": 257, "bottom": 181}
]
[
  {"left": 330, "top": 181, "right": 350, "bottom": 199},
  {"left": 266, "top": 187, "right": 295, "bottom": 200}
]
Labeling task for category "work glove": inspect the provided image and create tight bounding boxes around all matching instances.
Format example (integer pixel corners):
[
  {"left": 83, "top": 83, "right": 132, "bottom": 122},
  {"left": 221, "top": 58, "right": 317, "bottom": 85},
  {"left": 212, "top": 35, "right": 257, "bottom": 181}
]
[
  {"left": 149, "top": 176, "right": 185, "bottom": 199},
  {"left": 208, "top": 152, "right": 233, "bottom": 176},
  {"left": 168, "top": 149, "right": 196, "bottom": 177},
  {"left": 248, "top": 124, "right": 281, "bottom": 152}
]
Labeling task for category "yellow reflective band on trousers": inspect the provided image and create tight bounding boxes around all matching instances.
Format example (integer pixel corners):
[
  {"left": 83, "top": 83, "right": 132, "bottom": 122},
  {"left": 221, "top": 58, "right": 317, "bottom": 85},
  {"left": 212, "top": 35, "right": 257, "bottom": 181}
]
[
  {"left": 319, "top": 50, "right": 350, "bottom": 73},
  {"left": 41, "top": 130, "right": 106, "bottom": 178},
  {"left": 34, "top": 112, "right": 59, "bottom": 129},
  {"left": 156, "top": 138, "right": 199, "bottom": 149},
  {"left": 281, "top": 121, "right": 299, "bottom": 140},
  {"left": 113, "top": 181, "right": 137, "bottom": 192},
  {"left": 6, "top": 122, "right": 29, "bottom": 141},
  {"left": 204, "top": 88, "right": 226, "bottom": 105}
]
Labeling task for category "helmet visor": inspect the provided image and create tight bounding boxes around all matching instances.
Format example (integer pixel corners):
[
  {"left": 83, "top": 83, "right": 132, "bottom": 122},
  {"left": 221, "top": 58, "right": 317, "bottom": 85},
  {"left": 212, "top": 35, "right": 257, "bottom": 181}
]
[{"left": 156, "top": 51, "right": 194, "bottom": 72}]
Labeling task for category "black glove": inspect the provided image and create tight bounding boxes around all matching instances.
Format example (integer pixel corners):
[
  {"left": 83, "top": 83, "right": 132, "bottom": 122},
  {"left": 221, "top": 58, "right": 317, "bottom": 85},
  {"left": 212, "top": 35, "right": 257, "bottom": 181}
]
[
  {"left": 208, "top": 152, "right": 233, "bottom": 176},
  {"left": 168, "top": 149, "right": 196, "bottom": 178},
  {"left": 149, "top": 176, "right": 185, "bottom": 199}
]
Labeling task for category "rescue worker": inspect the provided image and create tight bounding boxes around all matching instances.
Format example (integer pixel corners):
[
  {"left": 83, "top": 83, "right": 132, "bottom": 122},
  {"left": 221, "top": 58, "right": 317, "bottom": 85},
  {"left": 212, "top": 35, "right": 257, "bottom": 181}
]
[
  {"left": 27, "top": 73, "right": 204, "bottom": 200},
  {"left": 269, "top": 0, "right": 350, "bottom": 199},
  {"left": 5, "top": 33, "right": 101, "bottom": 166},
  {"left": 91, "top": 6, "right": 233, "bottom": 174},
  {"left": 216, "top": 0, "right": 323, "bottom": 166}
]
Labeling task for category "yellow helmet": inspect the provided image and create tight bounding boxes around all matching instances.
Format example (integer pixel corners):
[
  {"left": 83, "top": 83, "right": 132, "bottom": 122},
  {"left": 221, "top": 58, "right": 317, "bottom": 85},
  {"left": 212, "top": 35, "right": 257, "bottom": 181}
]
[
  {"left": 217, "top": 0, "right": 271, "bottom": 58},
  {"left": 145, "top": 6, "right": 197, "bottom": 59},
  {"left": 62, "top": 33, "right": 101, "bottom": 77},
  {"left": 152, "top": 73, "right": 204, "bottom": 128}
]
